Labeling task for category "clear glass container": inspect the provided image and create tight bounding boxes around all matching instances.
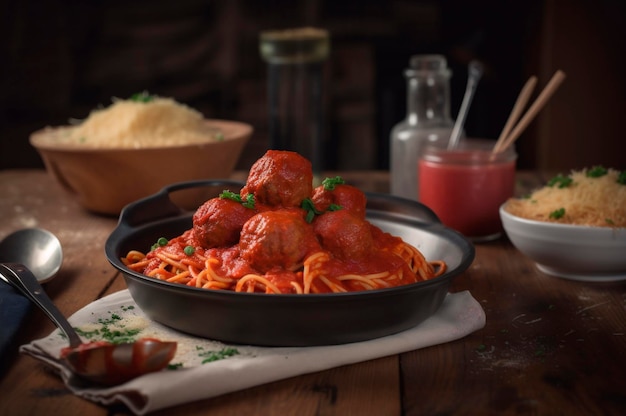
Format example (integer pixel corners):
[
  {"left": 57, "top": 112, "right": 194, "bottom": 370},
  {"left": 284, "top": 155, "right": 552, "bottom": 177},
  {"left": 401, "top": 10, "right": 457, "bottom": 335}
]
[
  {"left": 260, "top": 28, "right": 330, "bottom": 185},
  {"left": 390, "top": 55, "right": 454, "bottom": 200},
  {"left": 418, "top": 139, "right": 517, "bottom": 241}
]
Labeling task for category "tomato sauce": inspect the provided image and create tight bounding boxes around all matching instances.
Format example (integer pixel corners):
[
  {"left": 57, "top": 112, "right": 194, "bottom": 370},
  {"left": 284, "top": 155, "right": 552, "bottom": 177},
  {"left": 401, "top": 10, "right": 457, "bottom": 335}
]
[
  {"left": 418, "top": 142, "right": 516, "bottom": 240},
  {"left": 131, "top": 150, "right": 441, "bottom": 293}
]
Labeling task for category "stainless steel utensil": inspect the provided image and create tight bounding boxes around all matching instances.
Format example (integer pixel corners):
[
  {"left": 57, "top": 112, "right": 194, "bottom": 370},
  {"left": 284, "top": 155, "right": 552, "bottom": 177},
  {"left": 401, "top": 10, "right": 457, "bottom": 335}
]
[
  {"left": 0, "top": 229, "right": 176, "bottom": 385},
  {"left": 448, "top": 60, "right": 484, "bottom": 149},
  {"left": 0, "top": 228, "right": 63, "bottom": 283}
]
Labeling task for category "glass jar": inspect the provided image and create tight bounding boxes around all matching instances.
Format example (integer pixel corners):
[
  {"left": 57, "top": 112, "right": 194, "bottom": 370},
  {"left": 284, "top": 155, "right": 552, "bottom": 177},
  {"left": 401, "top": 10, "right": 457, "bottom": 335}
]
[
  {"left": 418, "top": 139, "right": 517, "bottom": 241},
  {"left": 260, "top": 28, "right": 330, "bottom": 185},
  {"left": 390, "top": 54, "right": 455, "bottom": 200}
]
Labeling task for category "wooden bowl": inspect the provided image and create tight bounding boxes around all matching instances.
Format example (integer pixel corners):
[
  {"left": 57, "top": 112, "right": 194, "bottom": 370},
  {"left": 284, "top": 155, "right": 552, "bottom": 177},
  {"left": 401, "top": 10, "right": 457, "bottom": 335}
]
[{"left": 30, "top": 120, "right": 252, "bottom": 215}]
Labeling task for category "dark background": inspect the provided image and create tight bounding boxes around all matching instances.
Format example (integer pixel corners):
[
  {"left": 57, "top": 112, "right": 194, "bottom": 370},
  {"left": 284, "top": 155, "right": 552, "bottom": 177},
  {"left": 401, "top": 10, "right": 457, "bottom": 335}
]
[{"left": 1, "top": 0, "right": 624, "bottom": 172}]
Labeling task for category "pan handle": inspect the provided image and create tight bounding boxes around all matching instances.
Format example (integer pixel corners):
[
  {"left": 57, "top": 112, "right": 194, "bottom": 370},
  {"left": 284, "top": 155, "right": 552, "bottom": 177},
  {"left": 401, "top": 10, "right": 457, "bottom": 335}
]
[
  {"left": 365, "top": 192, "right": 441, "bottom": 225},
  {"left": 117, "top": 179, "right": 246, "bottom": 229}
]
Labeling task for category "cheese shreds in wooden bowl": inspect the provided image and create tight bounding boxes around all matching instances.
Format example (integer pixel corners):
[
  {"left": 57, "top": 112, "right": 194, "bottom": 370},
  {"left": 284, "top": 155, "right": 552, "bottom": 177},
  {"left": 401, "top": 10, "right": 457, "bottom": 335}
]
[
  {"left": 29, "top": 92, "right": 252, "bottom": 214},
  {"left": 37, "top": 92, "right": 224, "bottom": 149},
  {"left": 504, "top": 166, "right": 626, "bottom": 227}
]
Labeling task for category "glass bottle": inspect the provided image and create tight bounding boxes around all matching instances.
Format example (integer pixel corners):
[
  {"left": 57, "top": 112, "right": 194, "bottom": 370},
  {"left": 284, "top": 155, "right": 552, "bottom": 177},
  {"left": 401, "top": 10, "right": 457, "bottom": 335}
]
[
  {"left": 259, "top": 27, "right": 330, "bottom": 185},
  {"left": 390, "top": 55, "right": 454, "bottom": 200}
]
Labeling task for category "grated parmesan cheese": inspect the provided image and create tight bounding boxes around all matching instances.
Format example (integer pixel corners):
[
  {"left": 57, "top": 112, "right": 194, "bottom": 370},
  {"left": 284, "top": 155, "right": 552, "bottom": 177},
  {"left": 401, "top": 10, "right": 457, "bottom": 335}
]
[
  {"left": 41, "top": 96, "right": 222, "bottom": 148},
  {"left": 504, "top": 167, "right": 626, "bottom": 227}
]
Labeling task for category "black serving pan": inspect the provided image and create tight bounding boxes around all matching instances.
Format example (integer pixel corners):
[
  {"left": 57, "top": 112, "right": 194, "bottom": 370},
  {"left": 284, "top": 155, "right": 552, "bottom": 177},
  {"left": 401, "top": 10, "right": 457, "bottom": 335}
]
[{"left": 105, "top": 180, "right": 475, "bottom": 347}]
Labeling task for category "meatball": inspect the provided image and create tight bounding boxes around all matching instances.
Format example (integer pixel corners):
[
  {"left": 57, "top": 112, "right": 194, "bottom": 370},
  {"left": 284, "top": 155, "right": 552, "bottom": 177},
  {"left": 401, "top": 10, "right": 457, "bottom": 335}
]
[
  {"left": 192, "top": 197, "right": 255, "bottom": 248},
  {"left": 239, "top": 210, "right": 316, "bottom": 273},
  {"left": 313, "top": 210, "right": 374, "bottom": 260},
  {"left": 241, "top": 150, "right": 313, "bottom": 208},
  {"left": 312, "top": 184, "right": 367, "bottom": 218}
]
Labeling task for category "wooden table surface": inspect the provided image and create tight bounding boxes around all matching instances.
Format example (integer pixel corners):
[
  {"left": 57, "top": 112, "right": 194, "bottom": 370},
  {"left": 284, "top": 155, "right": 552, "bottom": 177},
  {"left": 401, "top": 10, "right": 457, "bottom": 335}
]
[{"left": 1, "top": 169, "right": 625, "bottom": 416}]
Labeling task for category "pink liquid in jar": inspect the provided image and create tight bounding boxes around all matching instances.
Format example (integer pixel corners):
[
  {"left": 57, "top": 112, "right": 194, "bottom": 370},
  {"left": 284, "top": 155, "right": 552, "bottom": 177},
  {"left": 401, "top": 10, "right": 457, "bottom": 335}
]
[{"left": 418, "top": 140, "right": 516, "bottom": 241}]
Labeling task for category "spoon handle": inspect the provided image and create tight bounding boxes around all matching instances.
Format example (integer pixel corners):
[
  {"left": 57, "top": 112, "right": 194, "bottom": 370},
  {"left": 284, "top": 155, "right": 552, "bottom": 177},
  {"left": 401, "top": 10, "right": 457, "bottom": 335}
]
[
  {"left": 0, "top": 263, "right": 83, "bottom": 348},
  {"left": 448, "top": 60, "right": 484, "bottom": 149}
]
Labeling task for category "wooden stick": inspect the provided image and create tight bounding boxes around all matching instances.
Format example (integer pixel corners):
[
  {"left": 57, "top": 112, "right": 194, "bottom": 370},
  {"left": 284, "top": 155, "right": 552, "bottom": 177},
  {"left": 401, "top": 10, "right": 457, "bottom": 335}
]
[
  {"left": 495, "top": 70, "right": 566, "bottom": 153},
  {"left": 492, "top": 76, "right": 537, "bottom": 153}
]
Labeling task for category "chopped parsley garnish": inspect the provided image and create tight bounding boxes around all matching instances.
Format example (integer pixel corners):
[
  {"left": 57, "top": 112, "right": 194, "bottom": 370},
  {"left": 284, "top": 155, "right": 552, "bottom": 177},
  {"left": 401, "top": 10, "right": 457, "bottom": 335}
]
[
  {"left": 547, "top": 174, "right": 572, "bottom": 188},
  {"left": 618, "top": 171, "right": 626, "bottom": 185},
  {"left": 74, "top": 313, "right": 141, "bottom": 344},
  {"left": 301, "top": 198, "right": 343, "bottom": 223},
  {"left": 322, "top": 176, "right": 345, "bottom": 191},
  {"left": 549, "top": 208, "right": 565, "bottom": 219},
  {"left": 242, "top": 194, "right": 255, "bottom": 209},
  {"left": 328, "top": 203, "right": 342, "bottom": 211},
  {"left": 219, "top": 190, "right": 255, "bottom": 209},
  {"left": 300, "top": 176, "right": 347, "bottom": 222},
  {"left": 586, "top": 165, "right": 608, "bottom": 178},
  {"left": 301, "top": 198, "right": 322, "bottom": 223},
  {"left": 196, "top": 346, "right": 240, "bottom": 364},
  {"left": 184, "top": 245, "right": 195, "bottom": 256},
  {"left": 220, "top": 190, "right": 240, "bottom": 201},
  {"left": 129, "top": 91, "right": 156, "bottom": 103}
]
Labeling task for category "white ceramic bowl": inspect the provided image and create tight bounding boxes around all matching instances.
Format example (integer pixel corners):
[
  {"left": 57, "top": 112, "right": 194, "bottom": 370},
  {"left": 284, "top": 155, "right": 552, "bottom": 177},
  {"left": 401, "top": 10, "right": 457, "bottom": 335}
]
[{"left": 500, "top": 203, "right": 626, "bottom": 282}]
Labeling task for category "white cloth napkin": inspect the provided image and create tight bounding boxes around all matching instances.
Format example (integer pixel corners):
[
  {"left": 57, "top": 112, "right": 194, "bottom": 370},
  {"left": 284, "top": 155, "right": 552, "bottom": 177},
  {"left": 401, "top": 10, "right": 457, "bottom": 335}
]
[{"left": 21, "top": 289, "right": 485, "bottom": 414}]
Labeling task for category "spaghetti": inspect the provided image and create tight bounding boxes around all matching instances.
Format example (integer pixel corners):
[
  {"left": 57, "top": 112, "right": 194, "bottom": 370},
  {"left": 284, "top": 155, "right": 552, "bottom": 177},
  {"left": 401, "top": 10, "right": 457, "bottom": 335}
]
[{"left": 123, "top": 150, "right": 446, "bottom": 294}]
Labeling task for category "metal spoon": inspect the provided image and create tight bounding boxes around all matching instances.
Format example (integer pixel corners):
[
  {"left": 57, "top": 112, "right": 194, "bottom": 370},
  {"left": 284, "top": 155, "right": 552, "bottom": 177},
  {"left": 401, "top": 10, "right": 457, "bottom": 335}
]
[
  {"left": 0, "top": 231, "right": 176, "bottom": 385},
  {"left": 0, "top": 228, "right": 63, "bottom": 283},
  {"left": 448, "top": 59, "right": 484, "bottom": 149}
]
